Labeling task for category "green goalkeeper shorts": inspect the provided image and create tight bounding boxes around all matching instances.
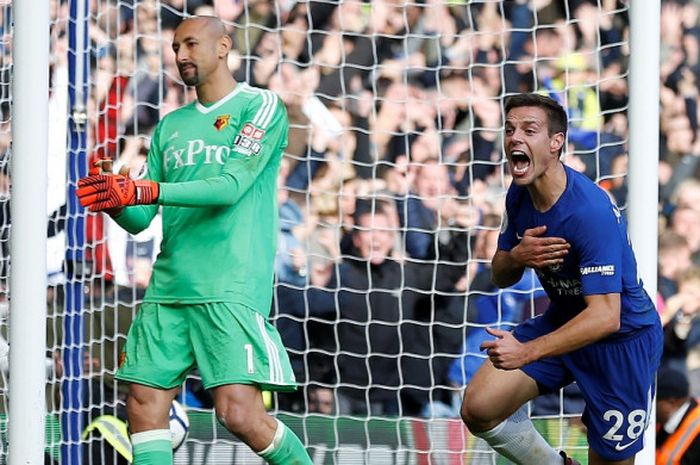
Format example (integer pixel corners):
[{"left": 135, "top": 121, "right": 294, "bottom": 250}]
[{"left": 115, "top": 302, "right": 297, "bottom": 391}]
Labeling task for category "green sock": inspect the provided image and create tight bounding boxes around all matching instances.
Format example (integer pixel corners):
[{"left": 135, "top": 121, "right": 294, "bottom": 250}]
[
  {"left": 131, "top": 429, "right": 173, "bottom": 465},
  {"left": 258, "top": 419, "right": 312, "bottom": 465}
]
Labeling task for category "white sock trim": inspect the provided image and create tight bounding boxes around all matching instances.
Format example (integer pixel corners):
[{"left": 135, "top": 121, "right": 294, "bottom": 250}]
[
  {"left": 258, "top": 418, "right": 285, "bottom": 457},
  {"left": 471, "top": 407, "right": 560, "bottom": 465},
  {"left": 476, "top": 418, "right": 507, "bottom": 439},
  {"left": 131, "top": 429, "right": 172, "bottom": 446}
]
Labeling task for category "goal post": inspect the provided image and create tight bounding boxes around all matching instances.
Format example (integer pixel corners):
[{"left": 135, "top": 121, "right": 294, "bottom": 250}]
[
  {"left": 628, "top": 1, "right": 660, "bottom": 465},
  {"left": 8, "top": 1, "right": 49, "bottom": 465}
]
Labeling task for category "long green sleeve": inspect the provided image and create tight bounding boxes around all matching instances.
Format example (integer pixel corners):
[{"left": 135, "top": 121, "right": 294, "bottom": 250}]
[{"left": 112, "top": 204, "right": 159, "bottom": 235}]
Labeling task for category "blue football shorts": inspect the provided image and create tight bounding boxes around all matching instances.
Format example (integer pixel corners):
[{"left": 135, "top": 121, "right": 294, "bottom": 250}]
[{"left": 513, "top": 315, "right": 663, "bottom": 461}]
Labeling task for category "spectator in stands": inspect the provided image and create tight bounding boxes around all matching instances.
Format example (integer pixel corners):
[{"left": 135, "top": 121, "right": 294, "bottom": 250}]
[
  {"left": 656, "top": 366, "right": 700, "bottom": 465},
  {"left": 275, "top": 158, "right": 308, "bottom": 287},
  {"left": 661, "top": 267, "right": 700, "bottom": 378},
  {"left": 659, "top": 231, "right": 693, "bottom": 301},
  {"left": 395, "top": 157, "right": 475, "bottom": 261},
  {"left": 301, "top": 198, "right": 464, "bottom": 416},
  {"left": 671, "top": 207, "right": 700, "bottom": 266},
  {"left": 677, "top": 179, "right": 700, "bottom": 213},
  {"left": 274, "top": 237, "right": 336, "bottom": 409},
  {"left": 665, "top": 265, "right": 700, "bottom": 397},
  {"left": 307, "top": 385, "right": 334, "bottom": 416}
]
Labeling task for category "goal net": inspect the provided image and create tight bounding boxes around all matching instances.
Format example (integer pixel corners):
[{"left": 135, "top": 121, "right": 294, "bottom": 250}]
[{"left": 10, "top": 0, "right": 639, "bottom": 464}]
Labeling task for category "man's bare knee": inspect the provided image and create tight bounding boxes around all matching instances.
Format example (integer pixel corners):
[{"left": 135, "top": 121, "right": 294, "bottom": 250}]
[
  {"left": 215, "top": 398, "right": 257, "bottom": 437},
  {"left": 460, "top": 396, "right": 500, "bottom": 432},
  {"left": 461, "top": 364, "right": 539, "bottom": 433},
  {"left": 127, "top": 394, "right": 168, "bottom": 432},
  {"left": 126, "top": 384, "right": 176, "bottom": 433},
  {"left": 213, "top": 385, "right": 275, "bottom": 450},
  {"left": 460, "top": 387, "right": 506, "bottom": 433}
]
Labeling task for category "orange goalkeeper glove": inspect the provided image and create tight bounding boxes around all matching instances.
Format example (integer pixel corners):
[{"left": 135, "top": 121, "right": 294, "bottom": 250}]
[{"left": 76, "top": 174, "right": 159, "bottom": 212}]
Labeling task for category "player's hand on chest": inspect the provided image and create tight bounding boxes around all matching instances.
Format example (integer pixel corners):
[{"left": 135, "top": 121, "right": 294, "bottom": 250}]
[{"left": 512, "top": 225, "right": 571, "bottom": 271}]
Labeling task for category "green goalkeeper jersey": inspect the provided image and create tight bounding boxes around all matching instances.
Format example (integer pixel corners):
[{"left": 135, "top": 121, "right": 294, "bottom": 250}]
[{"left": 113, "top": 83, "right": 288, "bottom": 314}]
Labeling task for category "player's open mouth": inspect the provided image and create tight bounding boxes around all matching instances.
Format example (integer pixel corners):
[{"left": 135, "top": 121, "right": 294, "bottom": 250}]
[{"left": 510, "top": 150, "right": 530, "bottom": 176}]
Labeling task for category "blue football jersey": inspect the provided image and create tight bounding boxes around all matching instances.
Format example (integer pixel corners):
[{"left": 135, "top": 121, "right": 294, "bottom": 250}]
[{"left": 498, "top": 165, "right": 658, "bottom": 334}]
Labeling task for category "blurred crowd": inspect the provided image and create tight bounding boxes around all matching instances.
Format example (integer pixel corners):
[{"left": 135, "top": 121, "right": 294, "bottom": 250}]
[{"left": 0, "top": 0, "right": 697, "bottom": 427}]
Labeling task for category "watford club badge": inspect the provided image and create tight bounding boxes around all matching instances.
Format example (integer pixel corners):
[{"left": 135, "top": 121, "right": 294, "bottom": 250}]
[{"left": 213, "top": 114, "right": 231, "bottom": 131}]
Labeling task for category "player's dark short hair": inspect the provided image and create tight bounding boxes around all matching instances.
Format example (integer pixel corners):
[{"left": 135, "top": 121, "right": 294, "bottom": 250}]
[{"left": 504, "top": 93, "right": 568, "bottom": 137}]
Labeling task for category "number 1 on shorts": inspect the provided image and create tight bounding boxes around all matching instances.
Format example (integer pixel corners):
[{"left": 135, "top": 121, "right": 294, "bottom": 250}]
[{"left": 244, "top": 343, "right": 254, "bottom": 374}]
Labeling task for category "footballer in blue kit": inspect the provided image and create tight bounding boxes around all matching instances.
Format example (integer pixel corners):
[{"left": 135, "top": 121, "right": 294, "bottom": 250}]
[
  {"left": 460, "top": 93, "right": 662, "bottom": 465},
  {"left": 500, "top": 164, "right": 660, "bottom": 332}
]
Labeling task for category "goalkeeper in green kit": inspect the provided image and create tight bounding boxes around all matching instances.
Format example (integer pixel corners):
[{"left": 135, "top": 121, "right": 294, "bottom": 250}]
[{"left": 77, "top": 16, "right": 312, "bottom": 465}]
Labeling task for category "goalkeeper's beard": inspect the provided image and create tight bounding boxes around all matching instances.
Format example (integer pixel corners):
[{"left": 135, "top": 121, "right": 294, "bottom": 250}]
[{"left": 179, "top": 65, "right": 200, "bottom": 86}]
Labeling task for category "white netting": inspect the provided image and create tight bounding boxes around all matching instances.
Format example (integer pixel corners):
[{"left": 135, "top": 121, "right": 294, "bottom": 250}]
[{"left": 7, "top": 0, "right": 651, "bottom": 464}]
